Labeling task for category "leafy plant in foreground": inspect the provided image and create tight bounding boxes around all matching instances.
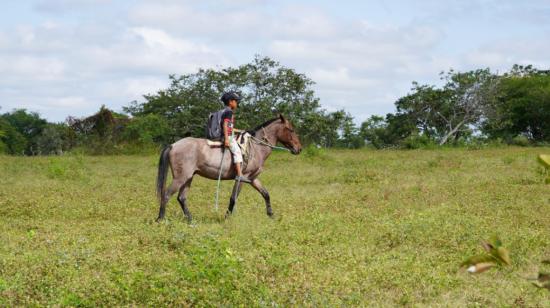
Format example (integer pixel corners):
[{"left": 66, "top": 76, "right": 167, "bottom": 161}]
[
  {"left": 461, "top": 237, "right": 511, "bottom": 273},
  {"left": 537, "top": 154, "right": 550, "bottom": 184}
]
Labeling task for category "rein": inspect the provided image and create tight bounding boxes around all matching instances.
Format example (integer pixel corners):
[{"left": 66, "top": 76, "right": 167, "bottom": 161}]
[{"left": 249, "top": 127, "right": 290, "bottom": 152}]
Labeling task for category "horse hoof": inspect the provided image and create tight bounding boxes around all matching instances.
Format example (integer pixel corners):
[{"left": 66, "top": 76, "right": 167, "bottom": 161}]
[{"left": 156, "top": 217, "right": 164, "bottom": 223}]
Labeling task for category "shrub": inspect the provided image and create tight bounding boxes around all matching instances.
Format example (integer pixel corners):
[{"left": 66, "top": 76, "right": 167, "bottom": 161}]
[
  {"left": 509, "top": 135, "right": 530, "bottom": 147},
  {"left": 402, "top": 134, "right": 436, "bottom": 149},
  {"left": 302, "top": 144, "right": 325, "bottom": 158},
  {"left": 122, "top": 114, "right": 170, "bottom": 145},
  {"left": 36, "top": 124, "right": 73, "bottom": 155}
]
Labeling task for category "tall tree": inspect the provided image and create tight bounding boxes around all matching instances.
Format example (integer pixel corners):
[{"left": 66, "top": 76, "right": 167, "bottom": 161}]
[
  {"left": 394, "top": 69, "right": 497, "bottom": 145},
  {"left": 482, "top": 72, "right": 550, "bottom": 142},
  {"left": 1, "top": 109, "right": 48, "bottom": 154},
  {"left": 124, "top": 56, "right": 343, "bottom": 146}
]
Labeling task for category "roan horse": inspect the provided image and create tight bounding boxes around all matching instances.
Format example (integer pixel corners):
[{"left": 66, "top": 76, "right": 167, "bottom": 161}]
[{"left": 156, "top": 115, "right": 302, "bottom": 222}]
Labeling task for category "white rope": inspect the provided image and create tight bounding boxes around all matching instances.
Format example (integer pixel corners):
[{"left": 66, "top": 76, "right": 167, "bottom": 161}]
[
  {"left": 250, "top": 134, "right": 290, "bottom": 151},
  {"left": 214, "top": 149, "right": 226, "bottom": 211}
]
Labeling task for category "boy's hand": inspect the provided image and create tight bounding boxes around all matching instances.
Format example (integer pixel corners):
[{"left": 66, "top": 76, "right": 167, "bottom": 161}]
[{"left": 224, "top": 140, "right": 230, "bottom": 148}]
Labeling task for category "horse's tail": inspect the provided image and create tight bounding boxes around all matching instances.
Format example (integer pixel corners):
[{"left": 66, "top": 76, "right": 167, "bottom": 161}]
[{"left": 156, "top": 145, "right": 172, "bottom": 201}]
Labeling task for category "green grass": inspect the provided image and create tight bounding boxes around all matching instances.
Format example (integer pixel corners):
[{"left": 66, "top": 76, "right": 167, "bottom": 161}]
[{"left": 1, "top": 148, "right": 549, "bottom": 306}]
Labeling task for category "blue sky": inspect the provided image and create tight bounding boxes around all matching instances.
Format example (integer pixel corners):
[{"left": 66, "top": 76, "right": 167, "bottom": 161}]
[{"left": 1, "top": 0, "right": 549, "bottom": 123}]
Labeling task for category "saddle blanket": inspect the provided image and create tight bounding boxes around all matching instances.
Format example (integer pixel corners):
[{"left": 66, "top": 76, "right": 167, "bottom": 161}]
[{"left": 206, "top": 132, "right": 252, "bottom": 164}]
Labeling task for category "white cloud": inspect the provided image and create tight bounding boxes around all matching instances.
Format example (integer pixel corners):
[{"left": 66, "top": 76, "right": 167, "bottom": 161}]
[
  {"left": 33, "top": 0, "right": 113, "bottom": 13},
  {"left": 0, "top": 56, "right": 66, "bottom": 82},
  {"left": 1, "top": 0, "right": 549, "bottom": 124},
  {"left": 48, "top": 96, "right": 90, "bottom": 108}
]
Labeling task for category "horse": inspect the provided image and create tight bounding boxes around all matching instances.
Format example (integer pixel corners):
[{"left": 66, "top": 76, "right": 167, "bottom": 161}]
[{"left": 155, "top": 115, "right": 302, "bottom": 222}]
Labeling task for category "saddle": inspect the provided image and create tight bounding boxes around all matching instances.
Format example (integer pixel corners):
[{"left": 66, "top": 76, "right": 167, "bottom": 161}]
[{"left": 207, "top": 132, "right": 253, "bottom": 165}]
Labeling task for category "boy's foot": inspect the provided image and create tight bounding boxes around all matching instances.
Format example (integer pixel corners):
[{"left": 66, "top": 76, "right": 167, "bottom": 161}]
[{"left": 235, "top": 176, "right": 251, "bottom": 183}]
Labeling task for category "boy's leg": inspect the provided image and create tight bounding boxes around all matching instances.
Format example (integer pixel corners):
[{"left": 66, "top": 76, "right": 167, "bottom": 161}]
[
  {"left": 229, "top": 138, "right": 244, "bottom": 177},
  {"left": 235, "top": 162, "right": 242, "bottom": 177}
]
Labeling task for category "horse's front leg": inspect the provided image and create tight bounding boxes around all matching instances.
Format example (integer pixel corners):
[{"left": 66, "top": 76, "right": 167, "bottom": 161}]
[
  {"left": 250, "top": 178, "right": 273, "bottom": 217},
  {"left": 225, "top": 181, "right": 243, "bottom": 218}
]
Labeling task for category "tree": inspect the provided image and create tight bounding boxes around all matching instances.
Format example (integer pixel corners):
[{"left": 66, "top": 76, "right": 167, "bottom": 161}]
[
  {"left": 338, "top": 113, "right": 364, "bottom": 148},
  {"left": 122, "top": 114, "right": 171, "bottom": 144},
  {"left": 482, "top": 73, "right": 550, "bottom": 142},
  {"left": 35, "top": 123, "right": 74, "bottom": 155},
  {"left": 0, "top": 117, "right": 27, "bottom": 155},
  {"left": 393, "top": 69, "right": 497, "bottom": 145},
  {"left": 1, "top": 109, "right": 48, "bottom": 155},
  {"left": 436, "top": 69, "right": 497, "bottom": 145},
  {"left": 125, "top": 56, "right": 339, "bottom": 146},
  {"left": 360, "top": 115, "right": 388, "bottom": 148},
  {"left": 67, "top": 105, "right": 128, "bottom": 154}
]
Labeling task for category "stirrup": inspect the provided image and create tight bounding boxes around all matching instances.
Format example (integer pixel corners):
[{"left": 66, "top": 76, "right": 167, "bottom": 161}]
[{"left": 235, "top": 176, "right": 251, "bottom": 183}]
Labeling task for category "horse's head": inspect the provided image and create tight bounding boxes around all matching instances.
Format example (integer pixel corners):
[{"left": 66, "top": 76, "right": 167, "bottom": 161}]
[{"left": 275, "top": 115, "right": 302, "bottom": 155}]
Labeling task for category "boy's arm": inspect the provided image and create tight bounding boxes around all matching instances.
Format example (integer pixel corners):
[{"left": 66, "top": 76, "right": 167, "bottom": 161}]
[{"left": 223, "top": 120, "right": 230, "bottom": 147}]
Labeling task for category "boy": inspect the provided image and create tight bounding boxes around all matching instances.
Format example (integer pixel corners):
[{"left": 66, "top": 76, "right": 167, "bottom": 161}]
[{"left": 220, "top": 91, "right": 248, "bottom": 182}]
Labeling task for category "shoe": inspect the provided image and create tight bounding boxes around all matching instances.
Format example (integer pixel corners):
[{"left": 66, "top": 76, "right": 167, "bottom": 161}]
[{"left": 235, "top": 176, "right": 251, "bottom": 183}]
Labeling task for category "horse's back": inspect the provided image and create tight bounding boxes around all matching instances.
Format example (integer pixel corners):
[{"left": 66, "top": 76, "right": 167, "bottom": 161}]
[{"left": 169, "top": 137, "right": 225, "bottom": 178}]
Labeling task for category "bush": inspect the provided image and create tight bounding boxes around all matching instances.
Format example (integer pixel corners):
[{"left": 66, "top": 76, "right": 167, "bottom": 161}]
[
  {"left": 0, "top": 118, "right": 27, "bottom": 155},
  {"left": 36, "top": 124, "right": 73, "bottom": 155},
  {"left": 46, "top": 155, "right": 88, "bottom": 181},
  {"left": 401, "top": 134, "right": 436, "bottom": 149},
  {"left": 122, "top": 114, "right": 170, "bottom": 145},
  {"left": 1, "top": 109, "right": 47, "bottom": 154},
  {"left": 509, "top": 135, "right": 530, "bottom": 147},
  {"left": 302, "top": 144, "right": 325, "bottom": 158}
]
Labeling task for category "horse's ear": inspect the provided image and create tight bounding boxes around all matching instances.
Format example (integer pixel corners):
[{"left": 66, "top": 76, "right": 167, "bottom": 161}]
[{"left": 279, "top": 114, "right": 286, "bottom": 123}]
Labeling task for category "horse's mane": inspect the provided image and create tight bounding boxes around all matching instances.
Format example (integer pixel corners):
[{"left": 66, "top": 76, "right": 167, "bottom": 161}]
[{"left": 248, "top": 117, "right": 280, "bottom": 134}]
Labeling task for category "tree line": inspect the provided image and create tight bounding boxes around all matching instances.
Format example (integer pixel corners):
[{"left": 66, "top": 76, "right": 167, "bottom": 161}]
[{"left": 1, "top": 57, "right": 549, "bottom": 155}]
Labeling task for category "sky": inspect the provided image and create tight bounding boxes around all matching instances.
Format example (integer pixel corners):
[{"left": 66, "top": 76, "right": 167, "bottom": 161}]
[{"left": 1, "top": 0, "right": 549, "bottom": 123}]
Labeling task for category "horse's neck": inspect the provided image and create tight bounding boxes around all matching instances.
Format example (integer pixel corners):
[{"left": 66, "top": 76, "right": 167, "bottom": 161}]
[
  {"left": 252, "top": 123, "right": 279, "bottom": 161},
  {"left": 256, "top": 123, "right": 278, "bottom": 146}
]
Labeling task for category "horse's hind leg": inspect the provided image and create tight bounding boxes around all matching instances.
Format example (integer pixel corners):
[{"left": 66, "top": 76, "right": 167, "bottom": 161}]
[
  {"left": 157, "top": 180, "right": 183, "bottom": 222},
  {"left": 177, "top": 178, "right": 193, "bottom": 223}
]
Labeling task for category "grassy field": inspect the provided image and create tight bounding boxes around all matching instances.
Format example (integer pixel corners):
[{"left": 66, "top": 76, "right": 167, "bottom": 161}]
[{"left": 0, "top": 147, "right": 549, "bottom": 306}]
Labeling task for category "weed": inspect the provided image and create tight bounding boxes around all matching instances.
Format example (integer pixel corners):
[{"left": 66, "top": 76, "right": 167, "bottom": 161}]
[{"left": 46, "top": 155, "right": 89, "bottom": 181}]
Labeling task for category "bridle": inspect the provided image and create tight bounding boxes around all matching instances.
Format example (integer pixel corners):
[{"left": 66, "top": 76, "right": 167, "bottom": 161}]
[{"left": 249, "top": 126, "right": 291, "bottom": 152}]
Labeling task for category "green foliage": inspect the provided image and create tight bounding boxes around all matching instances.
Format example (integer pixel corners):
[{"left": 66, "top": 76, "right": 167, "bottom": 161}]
[
  {"left": 46, "top": 155, "right": 89, "bottom": 181},
  {"left": 337, "top": 113, "right": 364, "bottom": 148},
  {"left": 537, "top": 154, "right": 550, "bottom": 184},
  {"left": 401, "top": 133, "right": 437, "bottom": 149},
  {"left": 0, "top": 117, "right": 27, "bottom": 154},
  {"left": 482, "top": 73, "right": 550, "bottom": 143},
  {"left": 1, "top": 109, "right": 48, "bottom": 154},
  {"left": 67, "top": 106, "right": 129, "bottom": 155},
  {"left": 122, "top": 114, "right": 170, "bottom": 144},
  {"left": 302, "top": 144, "right": 326, "bottom": 159},
  {"left": 359, "top": 65, "right": 549, "bottom": 148},
  {"left": 124, "top": 56, "right": 353, "bottom": 147},
  {"left": 35, "top": 123, "right": 74, "bottom": 155},
  {"left": 509, "top": 135, "right": 530, "bottom": 147},
  {"left": 3, "top": 62, "right": 550, "bottom": 155},
  {"left": 359, "top": 115, "right": 407, "bottom": 148},
  {"left": 391, "top": 69, "right": 496, "bottom": 146},
  {"left": 360, "top": 115, "right": 386, "bottom": 148}
]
